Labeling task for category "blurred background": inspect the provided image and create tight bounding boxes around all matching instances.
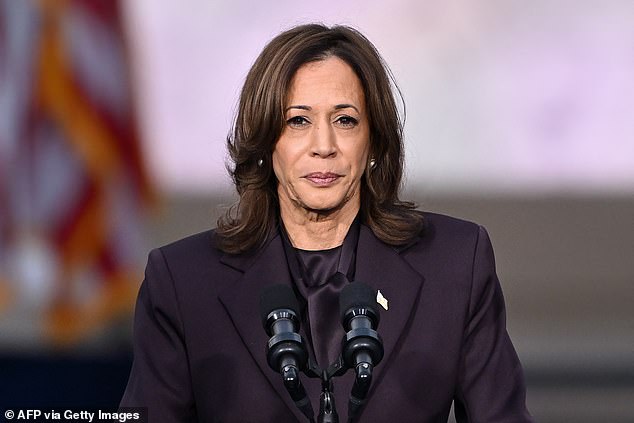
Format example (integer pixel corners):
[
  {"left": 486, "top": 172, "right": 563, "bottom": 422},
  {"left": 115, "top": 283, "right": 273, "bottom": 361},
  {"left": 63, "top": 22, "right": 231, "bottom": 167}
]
[{"left": 1, "top": 0, "right": 632, "bottom": 421}]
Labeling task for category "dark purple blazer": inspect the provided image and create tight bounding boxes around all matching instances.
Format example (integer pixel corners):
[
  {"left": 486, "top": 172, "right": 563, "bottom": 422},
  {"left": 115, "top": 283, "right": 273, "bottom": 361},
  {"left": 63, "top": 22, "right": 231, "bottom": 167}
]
[{"left": 120, "top": 213, "right": 533, "bottom": 422}]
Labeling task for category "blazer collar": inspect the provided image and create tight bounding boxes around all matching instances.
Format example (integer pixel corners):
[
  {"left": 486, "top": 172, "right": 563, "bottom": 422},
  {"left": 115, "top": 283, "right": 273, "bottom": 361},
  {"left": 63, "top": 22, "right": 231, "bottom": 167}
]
[{"left": 217, "top": 224, "right": 424, "bottom": 419}]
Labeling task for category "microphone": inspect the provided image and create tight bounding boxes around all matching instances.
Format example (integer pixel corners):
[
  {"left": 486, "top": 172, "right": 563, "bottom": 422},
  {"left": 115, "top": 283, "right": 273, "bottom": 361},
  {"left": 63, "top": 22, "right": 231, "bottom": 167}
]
[
  {"left": 339, "top": 282, "right": 384, "bottom": 422},
  {"left": 260, "top": 285, "right": 314, "bottom": 422}
]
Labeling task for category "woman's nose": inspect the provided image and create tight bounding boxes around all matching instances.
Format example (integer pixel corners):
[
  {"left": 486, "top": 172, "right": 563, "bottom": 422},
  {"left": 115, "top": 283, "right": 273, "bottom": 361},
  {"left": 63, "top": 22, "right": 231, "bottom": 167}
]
[{"left": 310, "top": 123, "right": 337, "bottom": 158}]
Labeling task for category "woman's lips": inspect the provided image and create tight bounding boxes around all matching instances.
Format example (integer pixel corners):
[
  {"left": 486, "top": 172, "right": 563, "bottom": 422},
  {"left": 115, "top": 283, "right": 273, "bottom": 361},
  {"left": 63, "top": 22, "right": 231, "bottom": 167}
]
[{"left": 304, "top": 172, "right": 341, "bottom": 186}]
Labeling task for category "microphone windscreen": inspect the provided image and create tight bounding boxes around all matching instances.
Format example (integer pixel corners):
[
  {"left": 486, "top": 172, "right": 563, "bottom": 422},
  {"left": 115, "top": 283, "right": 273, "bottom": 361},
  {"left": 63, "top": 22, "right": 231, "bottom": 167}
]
[
  {"left": 259, "top": 284, "right": 300, "bottom": 329},
  {"left": 339, "top": 281, "right": 378, "bottom": 322}
]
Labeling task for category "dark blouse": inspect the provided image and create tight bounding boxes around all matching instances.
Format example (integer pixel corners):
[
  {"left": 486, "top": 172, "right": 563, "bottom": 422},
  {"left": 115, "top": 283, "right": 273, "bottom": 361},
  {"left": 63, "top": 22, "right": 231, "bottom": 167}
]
[{"left": 280, "top": 219, "right": 360, "bottom": 370}]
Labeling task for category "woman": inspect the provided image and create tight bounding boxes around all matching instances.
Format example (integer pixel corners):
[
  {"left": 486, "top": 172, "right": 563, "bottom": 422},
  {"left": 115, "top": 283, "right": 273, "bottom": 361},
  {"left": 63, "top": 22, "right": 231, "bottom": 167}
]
[{"left": 121, "top": 24, "right": 533, "bottom": 422}]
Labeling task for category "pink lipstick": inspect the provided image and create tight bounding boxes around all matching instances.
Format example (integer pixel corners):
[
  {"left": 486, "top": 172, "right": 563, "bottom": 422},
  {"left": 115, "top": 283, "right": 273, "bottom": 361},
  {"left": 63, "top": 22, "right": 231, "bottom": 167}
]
[{"left": 304, "top": 172, "right": 341, "bottom": 186}]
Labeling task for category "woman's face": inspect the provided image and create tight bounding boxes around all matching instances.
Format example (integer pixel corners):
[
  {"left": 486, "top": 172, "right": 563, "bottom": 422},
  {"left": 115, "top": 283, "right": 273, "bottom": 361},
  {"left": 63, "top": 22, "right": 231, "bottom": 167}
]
[{"left": 272, "top": 56, "right": 370, "bottom": 216}]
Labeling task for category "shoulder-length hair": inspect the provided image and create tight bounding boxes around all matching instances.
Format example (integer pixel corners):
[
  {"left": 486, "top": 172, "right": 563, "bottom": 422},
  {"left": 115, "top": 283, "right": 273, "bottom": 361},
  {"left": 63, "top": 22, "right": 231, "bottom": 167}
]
[{"left": 216, "top": 23, "right": 424, "bottom": 254}]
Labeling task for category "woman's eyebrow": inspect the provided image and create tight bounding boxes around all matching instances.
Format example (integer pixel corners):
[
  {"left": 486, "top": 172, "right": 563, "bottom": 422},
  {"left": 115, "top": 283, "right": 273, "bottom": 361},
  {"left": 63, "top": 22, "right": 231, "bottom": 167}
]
[
  {"left": 334, "top": 103, "right": 359, "bottom": 113},
  {"left": 285, "top": 104, "right": 360, "bottom": 112},
  {"left": 285, "top": 105, "right": 311, "bottom": 112}
]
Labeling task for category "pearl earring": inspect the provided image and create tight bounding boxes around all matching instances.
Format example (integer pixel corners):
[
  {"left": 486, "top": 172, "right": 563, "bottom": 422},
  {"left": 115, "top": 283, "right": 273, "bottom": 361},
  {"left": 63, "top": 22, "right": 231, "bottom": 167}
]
[
  {"left": 369, "top": 158, "right": 377, "bottom": 169},
  {"left": 257, "top": 158, "right": 264, "bottom": 167}
]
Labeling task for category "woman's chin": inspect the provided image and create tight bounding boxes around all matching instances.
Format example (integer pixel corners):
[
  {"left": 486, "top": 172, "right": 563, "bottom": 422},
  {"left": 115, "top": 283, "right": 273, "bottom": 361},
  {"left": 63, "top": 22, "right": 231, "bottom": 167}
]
[
  {"left": 299, "top": 196, "right": 353, "bottom": 214},
  {"left": 283, "top": 185, "right": 359, "bottom": 215}
]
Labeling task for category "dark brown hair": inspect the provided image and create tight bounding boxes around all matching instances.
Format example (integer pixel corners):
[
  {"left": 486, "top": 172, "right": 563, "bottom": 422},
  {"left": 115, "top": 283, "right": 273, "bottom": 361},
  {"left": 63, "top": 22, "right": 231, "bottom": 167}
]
[{"left": 216, "top": 23, "right": 424, "bottom": 253}]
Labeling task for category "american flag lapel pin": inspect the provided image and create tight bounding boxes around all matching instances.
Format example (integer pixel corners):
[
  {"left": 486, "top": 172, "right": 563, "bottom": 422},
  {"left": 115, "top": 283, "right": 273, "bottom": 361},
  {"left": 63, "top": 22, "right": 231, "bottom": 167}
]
[{"left": 376, "top": 289, "right": 388, "bottom": 311}]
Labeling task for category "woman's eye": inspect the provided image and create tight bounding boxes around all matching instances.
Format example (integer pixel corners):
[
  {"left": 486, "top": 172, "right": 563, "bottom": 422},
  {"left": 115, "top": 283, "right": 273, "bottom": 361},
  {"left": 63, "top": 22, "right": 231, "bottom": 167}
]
[
  {"left": 335, "top": 116, "right": 358, "bottom": 128},
  {"left": 286, "top": 116, "right": 309, "bottom": 127}
]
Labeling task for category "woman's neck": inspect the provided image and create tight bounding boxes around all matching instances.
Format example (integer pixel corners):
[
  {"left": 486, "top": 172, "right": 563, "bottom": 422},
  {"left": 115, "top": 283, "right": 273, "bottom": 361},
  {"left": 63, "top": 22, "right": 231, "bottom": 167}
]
[{"left": 279, "top": 200, "right": 359, "bottom": 251}]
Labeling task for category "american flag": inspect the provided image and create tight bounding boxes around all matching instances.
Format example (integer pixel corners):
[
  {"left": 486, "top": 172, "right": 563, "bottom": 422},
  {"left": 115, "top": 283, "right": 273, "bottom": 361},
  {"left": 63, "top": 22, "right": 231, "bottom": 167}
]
[{"left": 0, "top": 0, "right": 153, "bottom": 349}]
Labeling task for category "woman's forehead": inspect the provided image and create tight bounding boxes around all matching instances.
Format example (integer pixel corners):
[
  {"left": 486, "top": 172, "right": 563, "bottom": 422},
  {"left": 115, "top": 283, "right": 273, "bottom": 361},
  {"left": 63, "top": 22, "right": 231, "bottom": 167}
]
[{"left": 285, "top": 57, "right": 365, "bottom": 109}]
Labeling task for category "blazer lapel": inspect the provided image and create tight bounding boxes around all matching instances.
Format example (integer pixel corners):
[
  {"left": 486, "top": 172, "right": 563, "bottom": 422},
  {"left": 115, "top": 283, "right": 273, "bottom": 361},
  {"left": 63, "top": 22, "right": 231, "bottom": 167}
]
[
  {"left": 217, "top": 234, "right": 308, "bottom": 422},
  {"left": 354, "top": 224, "right": 425, "bottom": 391}
]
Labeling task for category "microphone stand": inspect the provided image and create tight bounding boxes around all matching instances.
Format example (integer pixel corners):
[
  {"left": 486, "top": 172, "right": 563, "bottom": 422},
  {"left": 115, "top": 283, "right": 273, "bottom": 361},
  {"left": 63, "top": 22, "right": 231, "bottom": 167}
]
[
  {"left": 280, "top": 361, "right": 315, "bottom": 423},
  {"left": 318, "top": 371, "right": 338, "bottom": 423},
  {"left": 346, "top": 358, "right": 373, "bottom": 423},
  {"left": 316, "top": 353, "right": 375, "bottom": 423},
  {"left": 305, "top": 357, "right": 348, "bottom": 423}
]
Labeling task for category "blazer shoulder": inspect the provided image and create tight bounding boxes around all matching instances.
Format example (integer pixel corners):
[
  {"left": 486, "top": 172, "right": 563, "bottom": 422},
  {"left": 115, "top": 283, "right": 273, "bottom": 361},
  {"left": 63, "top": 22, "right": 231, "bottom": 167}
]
[
  {"left": 400, "top": 211, "right": 489, "bottom": 266},
  {"left": 419, "top": 211, "right": 483, "bottom": 245},
  {"left": 142, "top": 229, "right": 246, "bottom": 303},
  {"left": 152, "top": 229, "right": 224, "bottom": 271},
  {"left": 422, "top": 210, "right": 479, "bottom": 229}
]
